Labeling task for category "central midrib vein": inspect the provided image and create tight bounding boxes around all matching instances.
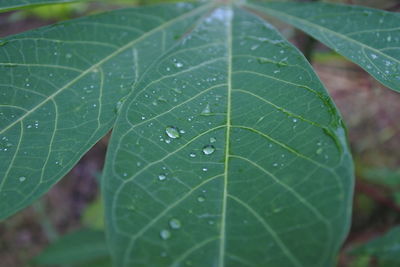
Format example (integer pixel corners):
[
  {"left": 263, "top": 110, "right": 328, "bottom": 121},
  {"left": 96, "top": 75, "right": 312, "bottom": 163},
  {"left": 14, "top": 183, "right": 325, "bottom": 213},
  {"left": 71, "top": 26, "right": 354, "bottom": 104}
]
[{"left": 219, "top": 6, "right": 233, "bottom": 267}]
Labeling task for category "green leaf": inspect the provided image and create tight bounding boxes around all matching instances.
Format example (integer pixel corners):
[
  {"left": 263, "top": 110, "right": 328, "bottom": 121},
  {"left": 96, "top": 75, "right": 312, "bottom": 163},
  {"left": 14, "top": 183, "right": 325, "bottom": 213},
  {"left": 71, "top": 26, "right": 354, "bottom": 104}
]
[
  {"left": 351, "top": 226, "right": 400, "bottom": 266},
  {"left": 246, "top": 1, "right": 400, "bottom": 92},
  {"left": 103, "top": 4, "right": 353, "bottom": 267},
  {"left": 0, "top": 0, "right": 82, "bottom": 12},
  {"left": 33, "top": 228, "right": 111, "bottom": 266},
  {"left": 362, "top": 167, "right": 400, "bottom": 187},
  {"left": 0, "top": 2, "right": 210, "bottom": 219}
]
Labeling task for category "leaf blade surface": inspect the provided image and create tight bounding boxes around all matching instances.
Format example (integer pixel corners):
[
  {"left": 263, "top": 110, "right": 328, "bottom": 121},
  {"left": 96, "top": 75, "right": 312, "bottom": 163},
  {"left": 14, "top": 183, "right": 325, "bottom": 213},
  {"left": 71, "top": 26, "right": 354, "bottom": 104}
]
[
  {"left": 103, "top": 4, "right": 354, "bottom": 266},
  {"left": 0, "top": 2, "right": 209, "bottom": 219}
]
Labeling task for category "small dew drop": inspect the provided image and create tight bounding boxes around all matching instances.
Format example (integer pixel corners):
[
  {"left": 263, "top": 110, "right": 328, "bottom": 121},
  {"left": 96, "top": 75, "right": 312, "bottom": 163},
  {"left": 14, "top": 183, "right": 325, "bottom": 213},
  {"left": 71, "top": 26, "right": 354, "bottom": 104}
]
[
  {"left": 160, "top": 229, "right": 171, "bottom": 240},
  {"left": 165, "top": 126, "right": 180, "bottom": 139},
  {"left": 175, "top": 62, "right": 183, "bottom": 68},
  {"left": 189, "top": 152, "right": 196, "bottom": 158},
  {"left": 316, "top": 148, "right": 323, "bottom": 155},
  {"left": 197, "top": 196, "right": 205, "bottom": 202},
  {"left": 19, "top": 176, "right": 26, "bottom": 182},
  {"left": 201, "top": 104, "right": 211, "bottom": 115},
  {"left": 169, "top": 218, "right": 181, "bottom": 229},
  {"left": 209, "top": 137, "right": 216, "bottom": 143},
  {"left": 202, "top": 145, "right": 215, "bottom": 155},
  {"left": 202, "top": 167, "right": 208, "bottom": 172}
]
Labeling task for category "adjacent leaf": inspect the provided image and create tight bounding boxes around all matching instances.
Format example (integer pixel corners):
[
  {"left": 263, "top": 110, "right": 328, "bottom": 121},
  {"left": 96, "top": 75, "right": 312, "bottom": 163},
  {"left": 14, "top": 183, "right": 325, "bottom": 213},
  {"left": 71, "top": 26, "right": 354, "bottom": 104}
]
[
  {"left": 351, "top": 226, "right": 400, "bottom": 266},
  {"left": 103, "top": 3, "right": 354, "bottom": 266},
  {"left": 246, "top": 1, "right": 400, "bottom": 92},
  {"left": 33, "top": 228, "right": 111, "bottom": 266},
  {"left": 0, "top": 2, "right": 210, "bottom": 219},
  {"left": 0, "top": 0, "right": 81, "bottom": 12}
]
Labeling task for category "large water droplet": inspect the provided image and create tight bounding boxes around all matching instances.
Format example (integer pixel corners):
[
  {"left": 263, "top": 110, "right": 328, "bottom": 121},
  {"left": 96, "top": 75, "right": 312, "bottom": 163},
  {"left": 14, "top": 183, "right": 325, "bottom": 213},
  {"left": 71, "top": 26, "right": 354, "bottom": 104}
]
[
  {"left": 158, "top": 174, "right": 167, "bottom": 181},
  {"left": 202, "top": 145, "right": 215, "bottom": 155},
  {"left": 165, "top": 126, "right": 180, "bottom": 139},
  {"left": 160, "top": 229, "right": 171, "bottom": 240},
  {"left": 169, "top": 218, "right": 181, "bottom": 229}
]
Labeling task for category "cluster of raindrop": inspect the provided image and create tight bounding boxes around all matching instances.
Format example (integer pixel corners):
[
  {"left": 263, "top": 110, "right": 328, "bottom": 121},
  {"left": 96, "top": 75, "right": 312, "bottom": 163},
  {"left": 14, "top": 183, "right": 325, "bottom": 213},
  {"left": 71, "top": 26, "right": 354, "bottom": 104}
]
[
  {"left": 0, "top": 136, "right": 12, "bottom": 152},
  {"left": 26, "top": 120, "right": 39, "bottom": 129},
  {"left": 159, "top": 218, "right": 182, "bottom": 240}
]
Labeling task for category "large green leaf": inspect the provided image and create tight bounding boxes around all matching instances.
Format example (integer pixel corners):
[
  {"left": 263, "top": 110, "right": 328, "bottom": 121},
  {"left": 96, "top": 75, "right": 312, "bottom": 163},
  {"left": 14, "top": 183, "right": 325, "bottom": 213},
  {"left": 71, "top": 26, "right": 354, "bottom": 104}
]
[
  {"left": 0, "top": 2, "right": 210, "bottom": 219},
  {"left": 103, "top": 3, "right": 353, "bottom": 266},
  {"left": 351, "top": 226, "right": 400, "bottom": 266},
  {"left": 246, "top": 1, "right": 400, "bottom": 92},
  {"left": 0, "top": 0, "right": 82, "bottom": 12}
]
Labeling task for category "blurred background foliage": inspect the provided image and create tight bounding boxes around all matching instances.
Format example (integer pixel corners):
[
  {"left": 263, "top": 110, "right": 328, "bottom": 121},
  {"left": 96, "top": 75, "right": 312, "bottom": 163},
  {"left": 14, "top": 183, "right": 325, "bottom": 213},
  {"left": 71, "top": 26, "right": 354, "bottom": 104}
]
[{"left": 0, "top": 0, "right": 399, "bottom": 266}]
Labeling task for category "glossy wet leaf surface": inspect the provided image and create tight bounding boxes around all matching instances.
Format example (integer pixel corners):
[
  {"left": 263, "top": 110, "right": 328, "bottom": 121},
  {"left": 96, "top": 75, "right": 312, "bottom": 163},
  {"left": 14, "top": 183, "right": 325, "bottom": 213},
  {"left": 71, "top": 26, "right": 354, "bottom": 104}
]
[
  {"left": 247, "top": 1, "right": 400, "bottom": 92},
  {"left": 102, "top": 3, "right": 353, "bottom": 266}
]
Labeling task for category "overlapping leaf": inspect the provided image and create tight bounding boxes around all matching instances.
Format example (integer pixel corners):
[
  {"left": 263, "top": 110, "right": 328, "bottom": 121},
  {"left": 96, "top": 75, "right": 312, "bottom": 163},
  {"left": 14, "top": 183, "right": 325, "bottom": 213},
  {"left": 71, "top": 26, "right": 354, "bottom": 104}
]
[
  {"left": 103, "top": 4, "right": 353, "bottom": 266},
  {"left": 0, "top": 2, "right": 209, "bottom": 219},
  {"left": 245, "top": 1, "right": 400, "bottom": 92}
]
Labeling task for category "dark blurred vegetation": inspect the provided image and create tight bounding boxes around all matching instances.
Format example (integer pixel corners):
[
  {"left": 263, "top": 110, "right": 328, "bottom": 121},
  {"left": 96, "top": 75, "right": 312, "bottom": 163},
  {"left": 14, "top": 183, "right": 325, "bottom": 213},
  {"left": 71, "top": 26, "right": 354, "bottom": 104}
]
[{"left": 0, "top": 0, "right": 399, "bottom": 266}]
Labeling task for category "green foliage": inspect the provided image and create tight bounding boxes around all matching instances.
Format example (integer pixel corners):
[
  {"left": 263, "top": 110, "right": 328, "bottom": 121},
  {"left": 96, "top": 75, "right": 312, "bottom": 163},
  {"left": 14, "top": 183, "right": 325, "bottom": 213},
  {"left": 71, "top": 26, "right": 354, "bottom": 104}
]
[
  {"left": 351, "top": 226, "right": 400, "bottom": 267},
  {"left": 21, "top": 3, "right": 89, "bottom": 20},
  {"left": 362, "top": 167, "right": 400, "bottom": 187},
  {"left": 33, "top": 228, "right": 111, "bottom": 266},
  {"left": 0, "top": 0, "right": 83, "bottom": 13},
  {"left": 0, "top": 0, "right": 399, "bottom": 266}
]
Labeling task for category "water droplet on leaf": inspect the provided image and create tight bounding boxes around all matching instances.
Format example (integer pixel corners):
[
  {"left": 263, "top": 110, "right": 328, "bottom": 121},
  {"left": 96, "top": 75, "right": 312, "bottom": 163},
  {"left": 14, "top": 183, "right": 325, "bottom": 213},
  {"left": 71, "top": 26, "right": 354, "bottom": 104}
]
[
  {"left": 160, "top": 229, "right": 171, "bottom": 240},
  {"left": 169, "top": 218, "right": 181, "bottom": 229},
  {"left": 201, "top": 104, "right": 211, "bottom": 115},
  {"left": 165, "top": 126, "right": 180, "bottom": 139},
  {"left": 202, "top": 145, "right": 215, "bottom": 155}
]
